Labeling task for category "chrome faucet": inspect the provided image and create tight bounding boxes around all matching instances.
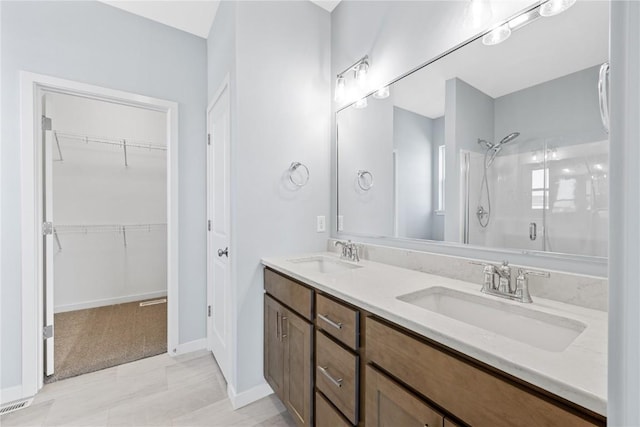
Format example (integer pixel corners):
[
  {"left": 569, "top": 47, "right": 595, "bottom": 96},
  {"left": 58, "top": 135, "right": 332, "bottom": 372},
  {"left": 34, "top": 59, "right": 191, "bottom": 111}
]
[
  {"left": 470, "top": 261, "right": 549, "bottom": 303},
  {"left": 334, "top": 240, "right": 360, "bottom": 262}
]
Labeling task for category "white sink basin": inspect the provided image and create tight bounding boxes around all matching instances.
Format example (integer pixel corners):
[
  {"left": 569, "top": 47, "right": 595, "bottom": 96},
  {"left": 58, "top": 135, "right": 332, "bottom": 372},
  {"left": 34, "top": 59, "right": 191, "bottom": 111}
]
[
  {"left": 289, "top": 256, "right": 363, "bottom": 274},
  {"left": 397, "top": 287, "right": 586, "bottom": 352}
]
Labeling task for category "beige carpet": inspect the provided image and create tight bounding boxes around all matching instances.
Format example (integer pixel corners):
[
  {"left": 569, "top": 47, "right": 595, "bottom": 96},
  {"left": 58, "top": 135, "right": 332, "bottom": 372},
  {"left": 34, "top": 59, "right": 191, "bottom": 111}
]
[{"left": 46, "top": 298, "right": 167, "bottom": 383}]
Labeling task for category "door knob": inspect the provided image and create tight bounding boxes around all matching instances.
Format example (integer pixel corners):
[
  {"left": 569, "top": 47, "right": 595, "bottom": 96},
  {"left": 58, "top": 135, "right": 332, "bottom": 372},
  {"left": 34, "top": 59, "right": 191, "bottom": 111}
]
[{"left": 217, "top": 247, "right": 229, "bottom": 257}]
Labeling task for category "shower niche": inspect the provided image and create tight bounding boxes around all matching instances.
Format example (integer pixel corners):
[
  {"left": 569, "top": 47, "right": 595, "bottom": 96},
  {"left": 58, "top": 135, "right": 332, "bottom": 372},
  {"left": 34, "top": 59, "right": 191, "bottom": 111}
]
[{"left": 336, "top": 0, "right": 609, "bottom": 258}]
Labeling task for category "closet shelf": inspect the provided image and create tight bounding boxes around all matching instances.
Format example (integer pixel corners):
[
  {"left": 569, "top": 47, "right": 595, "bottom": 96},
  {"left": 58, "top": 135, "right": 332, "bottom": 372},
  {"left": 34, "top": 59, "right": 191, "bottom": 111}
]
[
  {"left": 54, "top": 223, "right": 166, "bottom": 234},
  {"left": 54, "top": 131, "right": 167, "bottom": 151},
  {"left": 53, "top": 130, "right": 166, "bottom": 166},
  {"left": 52, "top": 223, "right": 166, "bottom": 250}
]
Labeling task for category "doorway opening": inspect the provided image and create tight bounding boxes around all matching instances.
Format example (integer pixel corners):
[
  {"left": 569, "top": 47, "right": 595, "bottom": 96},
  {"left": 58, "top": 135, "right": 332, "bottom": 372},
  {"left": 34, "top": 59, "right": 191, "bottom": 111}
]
[
  {"left": 20, "top": 72, "right": 179, "bottom": 396},
  {"left": 43, "top": 92, "right": 168, "bottom": 382}
]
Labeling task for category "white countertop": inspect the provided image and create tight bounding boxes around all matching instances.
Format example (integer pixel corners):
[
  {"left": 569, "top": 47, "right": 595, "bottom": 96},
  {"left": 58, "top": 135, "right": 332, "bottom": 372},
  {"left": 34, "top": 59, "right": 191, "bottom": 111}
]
[{"left": 261, "top": 252, "right": 607, "bottom": 416}]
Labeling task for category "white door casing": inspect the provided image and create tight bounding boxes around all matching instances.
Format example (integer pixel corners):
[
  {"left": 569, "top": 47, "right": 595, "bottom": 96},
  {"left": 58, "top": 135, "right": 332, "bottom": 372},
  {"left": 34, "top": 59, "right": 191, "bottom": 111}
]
[{"left": 207, "top": 78, "right": 231, "bottom": 381}]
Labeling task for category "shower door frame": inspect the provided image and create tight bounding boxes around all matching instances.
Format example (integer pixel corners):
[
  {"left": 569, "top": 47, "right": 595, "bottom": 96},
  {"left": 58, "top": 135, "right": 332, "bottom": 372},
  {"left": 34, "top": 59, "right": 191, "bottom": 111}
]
[{"left": 19, "top": 72, "right": 180, "bottom": 400}]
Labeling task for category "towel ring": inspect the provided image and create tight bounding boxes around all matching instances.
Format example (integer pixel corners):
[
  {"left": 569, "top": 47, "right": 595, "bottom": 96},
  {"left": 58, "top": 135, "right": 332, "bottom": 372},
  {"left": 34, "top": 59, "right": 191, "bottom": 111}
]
[
  {"left": 357, "top": 170, "right": 374, "bottom": 191},
  {"left": 288, "top": 162, "right": 310, "bottom": 187}
]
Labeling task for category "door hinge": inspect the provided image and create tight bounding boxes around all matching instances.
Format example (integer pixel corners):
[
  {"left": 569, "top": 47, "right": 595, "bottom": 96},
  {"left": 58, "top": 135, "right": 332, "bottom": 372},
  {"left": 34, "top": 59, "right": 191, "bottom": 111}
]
[
  {"left": 208, "top": 305, "right": 212, "bottom": 317},
  {"left": 208, "top": 220, "right": 211, "bottom": 231},
  {"left": 207, "top": 134, "right": 211, "bottom": 145},
  {"left": 43, "top": 325, "right": 54, "bottom": 340},
  {"left": 42, "top": 222, "right": 53, "bottom": 235},
  {"left": 42, "top": 116, "right": 52, "bottom": 131}
]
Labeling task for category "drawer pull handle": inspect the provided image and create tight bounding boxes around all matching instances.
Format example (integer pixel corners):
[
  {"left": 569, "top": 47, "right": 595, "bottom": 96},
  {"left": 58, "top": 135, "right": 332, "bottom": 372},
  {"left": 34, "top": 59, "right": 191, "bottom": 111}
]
[
  {"left": 318, "top": 313, "right": 343, "bottom": 330},
  {"left": 280, "top": 316, "right": 288, "bottom": 341},
  {"left": 318, "top": 366, "right": 343, "bottom": 388}
]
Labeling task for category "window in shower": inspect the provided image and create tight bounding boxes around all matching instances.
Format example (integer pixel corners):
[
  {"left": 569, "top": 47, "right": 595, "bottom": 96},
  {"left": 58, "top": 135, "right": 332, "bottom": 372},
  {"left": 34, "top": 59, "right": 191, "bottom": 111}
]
[
  {"left": 531, "top": 168, "right": 549, "bottom": 210},
  {"left": 437, "top": 145, "right": 446, "bottom": 212}
]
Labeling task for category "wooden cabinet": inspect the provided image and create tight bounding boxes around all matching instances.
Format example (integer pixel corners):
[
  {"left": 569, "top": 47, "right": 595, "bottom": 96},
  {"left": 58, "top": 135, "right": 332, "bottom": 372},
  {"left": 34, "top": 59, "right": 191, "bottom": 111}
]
[
  {"left": 264, "top": 268, "right": 605, "bottom": 427},
  {"left": 264, "top": 295, "right": 285, "bottom": 398},
  {"left": 316, "top": 331, "right": 359, "bottom": 424},
  {"left": 366, "top": 317, "right": 604, "bottom": 427},
  {"left": 315, "top": 392, "right": 351, "bottom": 427},
  {"left": 264, "top": 294, "right": 313, "bottom": 427},
  {"left": 316, "top": 294, "right": 359, "bottom": 350},
  {"left": 365, "top": 365, "right": 444, "bottom": 427}
]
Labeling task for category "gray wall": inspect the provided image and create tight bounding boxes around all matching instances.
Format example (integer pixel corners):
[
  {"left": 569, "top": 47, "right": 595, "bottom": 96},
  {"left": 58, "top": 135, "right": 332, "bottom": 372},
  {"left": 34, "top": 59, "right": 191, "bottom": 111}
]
[
  {"left": 393, "top": 107, "right": 434, "bottom": 240},
  {"left": 494, "top": 65, "right": 606, "bottom": 143},
  {"left": 444, "top": 78, "right": 495, "bottom": 242},
  {"left": 207, "top": 1, "right": 331, "bottom": 395},
  {"left": 1, "top": 1, "right": 207, "bottom": 389},
  {"left": 609, "top": 2, "right": 640, "bottom": 423}
]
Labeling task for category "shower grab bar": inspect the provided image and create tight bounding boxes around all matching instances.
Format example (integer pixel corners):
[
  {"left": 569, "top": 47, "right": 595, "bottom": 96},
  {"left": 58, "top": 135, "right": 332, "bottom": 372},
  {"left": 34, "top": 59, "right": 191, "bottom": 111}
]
[{"left": 598, "top": 62, "right": 610, "bottom": 134}]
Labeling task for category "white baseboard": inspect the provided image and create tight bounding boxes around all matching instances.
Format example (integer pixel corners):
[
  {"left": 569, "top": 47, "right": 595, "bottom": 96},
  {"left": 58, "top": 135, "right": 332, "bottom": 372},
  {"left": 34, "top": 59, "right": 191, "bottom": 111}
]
[
  {"left": 227, "top": 382, "right": 274, "bottom": 410},
  {"left": 171, "top": 338, "right": 207, "bottom": 356},
  {"left": 0, "top": 386, "right": 25, "bottom": 406},
  {"left": 54, "top": 291, "right": 168, "bottom": 313}
]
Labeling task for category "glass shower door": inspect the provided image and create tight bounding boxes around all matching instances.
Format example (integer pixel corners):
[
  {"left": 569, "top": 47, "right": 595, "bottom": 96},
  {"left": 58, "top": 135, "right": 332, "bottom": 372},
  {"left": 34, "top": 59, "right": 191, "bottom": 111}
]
[
  {"left": 543, "top": 138, "right": 609, "bottom": 257},
  {"left": 465, "top": 137, "right": 546, "bottom": 252}
]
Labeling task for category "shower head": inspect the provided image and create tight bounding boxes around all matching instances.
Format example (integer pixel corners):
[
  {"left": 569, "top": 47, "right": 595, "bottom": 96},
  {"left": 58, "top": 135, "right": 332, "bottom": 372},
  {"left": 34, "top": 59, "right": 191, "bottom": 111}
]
[
  {"left": 497, "top": 132, "right": 520, "bottom": 147},
  {"left": 477, "top": 139, "right": 495, "bottom": 149},
  {"left": 485, "top": 132, "right": 520, "bottom": 166}
]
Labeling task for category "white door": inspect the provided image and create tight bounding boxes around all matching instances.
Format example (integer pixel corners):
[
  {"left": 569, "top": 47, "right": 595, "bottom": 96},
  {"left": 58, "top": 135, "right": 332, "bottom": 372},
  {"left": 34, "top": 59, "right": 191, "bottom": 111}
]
[
  {"left": 207, "top": 82, "right": 231, "bottom": 381},
  {"left": 42, "top": 92, "right": 55, "bottom": 377}
]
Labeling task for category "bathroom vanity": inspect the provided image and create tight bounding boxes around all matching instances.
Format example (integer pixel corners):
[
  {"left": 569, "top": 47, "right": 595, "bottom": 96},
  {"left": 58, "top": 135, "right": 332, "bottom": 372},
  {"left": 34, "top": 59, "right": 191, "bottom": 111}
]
[{"left": 262, "top": 254, "right": 606, "bottom": 427}]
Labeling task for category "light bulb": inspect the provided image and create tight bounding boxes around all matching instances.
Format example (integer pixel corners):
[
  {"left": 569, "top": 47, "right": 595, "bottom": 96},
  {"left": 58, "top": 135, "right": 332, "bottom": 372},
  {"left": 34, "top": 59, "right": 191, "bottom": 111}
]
[
  {"left": 334, "top": 76, "right": 346, "bottom": 102},
  {"left": 354, "top": 61, "right": 369, "bottom": 84},
  {"left": 482, "top": 24, "right": 511, "bottom": 46},
  {"left": 464, "top": 0, "right": 493, "bottom": 29},
  {"left": 539, "top": 0, "right": 576, "bottom": 17},
  {"left": 373, "top": 86, "right": 390, "bottom": 99},
  {"left": 354, "top": 97, "right": 368, "bottom": 109}
]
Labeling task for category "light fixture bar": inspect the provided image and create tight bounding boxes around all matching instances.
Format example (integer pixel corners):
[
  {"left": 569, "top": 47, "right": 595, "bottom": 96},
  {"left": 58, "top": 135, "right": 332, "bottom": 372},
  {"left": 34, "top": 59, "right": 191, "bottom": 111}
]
[{"left": 336, "top": 55, "right": 369, "bottom": 78}]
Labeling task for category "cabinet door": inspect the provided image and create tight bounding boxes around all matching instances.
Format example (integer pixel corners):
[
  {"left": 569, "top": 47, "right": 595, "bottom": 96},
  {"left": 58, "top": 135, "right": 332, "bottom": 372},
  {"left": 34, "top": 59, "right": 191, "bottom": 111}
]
[
  {"left": 264, "top": 295, "right": 285, "bottom": 399},
  {"left": 282, "top": 307, "right": 313, "bottom": 427},
  {"left": 366, "top": 365, "right": 444, "bottom": 427}
]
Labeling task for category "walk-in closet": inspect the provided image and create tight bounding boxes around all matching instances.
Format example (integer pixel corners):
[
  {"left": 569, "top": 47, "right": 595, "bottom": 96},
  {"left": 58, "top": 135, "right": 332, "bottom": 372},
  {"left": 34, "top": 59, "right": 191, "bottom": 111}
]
[{"left": 45, "top": 92, "right": 168, "bottom": 382}]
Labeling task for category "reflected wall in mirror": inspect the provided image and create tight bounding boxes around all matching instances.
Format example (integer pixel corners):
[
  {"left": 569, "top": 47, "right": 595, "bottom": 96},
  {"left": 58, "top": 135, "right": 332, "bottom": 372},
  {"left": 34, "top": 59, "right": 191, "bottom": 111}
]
[{"left": 336, "top": 0, "right": 609, "bottom": 258}]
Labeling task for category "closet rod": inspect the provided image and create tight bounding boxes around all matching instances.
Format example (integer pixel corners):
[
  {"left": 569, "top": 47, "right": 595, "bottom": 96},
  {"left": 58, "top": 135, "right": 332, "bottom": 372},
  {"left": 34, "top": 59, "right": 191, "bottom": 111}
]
[{"left": 53, "top": 130, "right": 167, "bottom": 152}]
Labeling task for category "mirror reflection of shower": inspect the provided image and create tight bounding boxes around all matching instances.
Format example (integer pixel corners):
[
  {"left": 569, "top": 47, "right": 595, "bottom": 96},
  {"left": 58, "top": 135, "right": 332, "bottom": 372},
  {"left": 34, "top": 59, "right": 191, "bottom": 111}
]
[{"left": 476, "top": 132, "right": 521, "bottom": 227}]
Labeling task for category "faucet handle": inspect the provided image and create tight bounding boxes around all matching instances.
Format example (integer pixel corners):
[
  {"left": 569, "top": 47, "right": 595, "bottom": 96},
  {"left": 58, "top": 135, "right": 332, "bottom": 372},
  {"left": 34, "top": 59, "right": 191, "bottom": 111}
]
[
  {"left": 469, "top": 261, "right": 490, "bottom": 267},
  {"left": 522, "top": 269, "right": 550, "bottom": 278}
]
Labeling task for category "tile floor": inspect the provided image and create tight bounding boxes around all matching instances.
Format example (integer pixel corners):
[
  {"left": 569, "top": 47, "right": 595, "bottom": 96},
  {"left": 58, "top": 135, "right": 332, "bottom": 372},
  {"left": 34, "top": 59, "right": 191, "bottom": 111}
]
[{"left": 1, "top": 350, "right": 295, "bottom": 427}]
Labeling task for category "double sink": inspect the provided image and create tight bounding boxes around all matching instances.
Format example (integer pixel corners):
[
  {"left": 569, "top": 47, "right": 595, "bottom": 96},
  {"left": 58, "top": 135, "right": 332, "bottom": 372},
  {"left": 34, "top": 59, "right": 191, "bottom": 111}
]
[{"left": 288, "top": 255, "right": 586, "bottom": 353}]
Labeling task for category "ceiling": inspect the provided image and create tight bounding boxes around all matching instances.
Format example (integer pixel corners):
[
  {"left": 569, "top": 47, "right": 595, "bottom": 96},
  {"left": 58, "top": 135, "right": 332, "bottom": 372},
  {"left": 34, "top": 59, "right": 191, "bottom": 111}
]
[
  {"left": 392, "top": 1, "right": 609, "bottom": 119},
  {"left": 100, "top": 0, "right": 342, "bottom": 39}
]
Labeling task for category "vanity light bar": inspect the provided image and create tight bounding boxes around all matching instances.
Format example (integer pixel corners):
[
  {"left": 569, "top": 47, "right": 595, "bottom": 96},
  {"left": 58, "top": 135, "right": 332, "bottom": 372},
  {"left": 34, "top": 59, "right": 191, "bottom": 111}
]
[
  {"left": 335, "top": 55, "right": 370, "bottom": 103},
  {"left": 482, "top": 0, "right": 573, "bottom": 46}
]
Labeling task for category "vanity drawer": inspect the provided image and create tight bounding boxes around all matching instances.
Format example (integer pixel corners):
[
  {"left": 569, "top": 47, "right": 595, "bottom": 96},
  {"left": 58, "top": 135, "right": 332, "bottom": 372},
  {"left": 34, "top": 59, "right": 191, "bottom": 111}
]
[
  {"left": 366, "top": 317, "right": 602, "bottom": 427},
  {"left": 316, "top": 294, "right": 359, "bottom": 350},
  {"left": 264, "top": 268, "right": 313, "bottom": 320},
  {"left": 315, "top": 392, "right": 351, "bottom": 427},
  {"left": 316, "top": 331, "right": 359, "bottom": 425}
]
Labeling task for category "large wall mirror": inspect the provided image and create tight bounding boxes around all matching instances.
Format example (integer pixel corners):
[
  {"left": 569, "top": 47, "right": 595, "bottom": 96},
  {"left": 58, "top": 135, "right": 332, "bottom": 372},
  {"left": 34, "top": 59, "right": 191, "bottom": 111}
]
[{"left": 337, "top": 1, "right": 609, "bottom": 259}]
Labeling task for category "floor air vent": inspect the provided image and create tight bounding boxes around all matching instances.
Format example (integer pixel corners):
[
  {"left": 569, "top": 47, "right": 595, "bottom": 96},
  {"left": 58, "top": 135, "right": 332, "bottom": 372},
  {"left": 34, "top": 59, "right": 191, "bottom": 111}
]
[
  {"left": 0, "top": 398, "right": 33, "bottom": 416},
  {"left": 139, "top": 298, "right": 167, "bottom": 307}
]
